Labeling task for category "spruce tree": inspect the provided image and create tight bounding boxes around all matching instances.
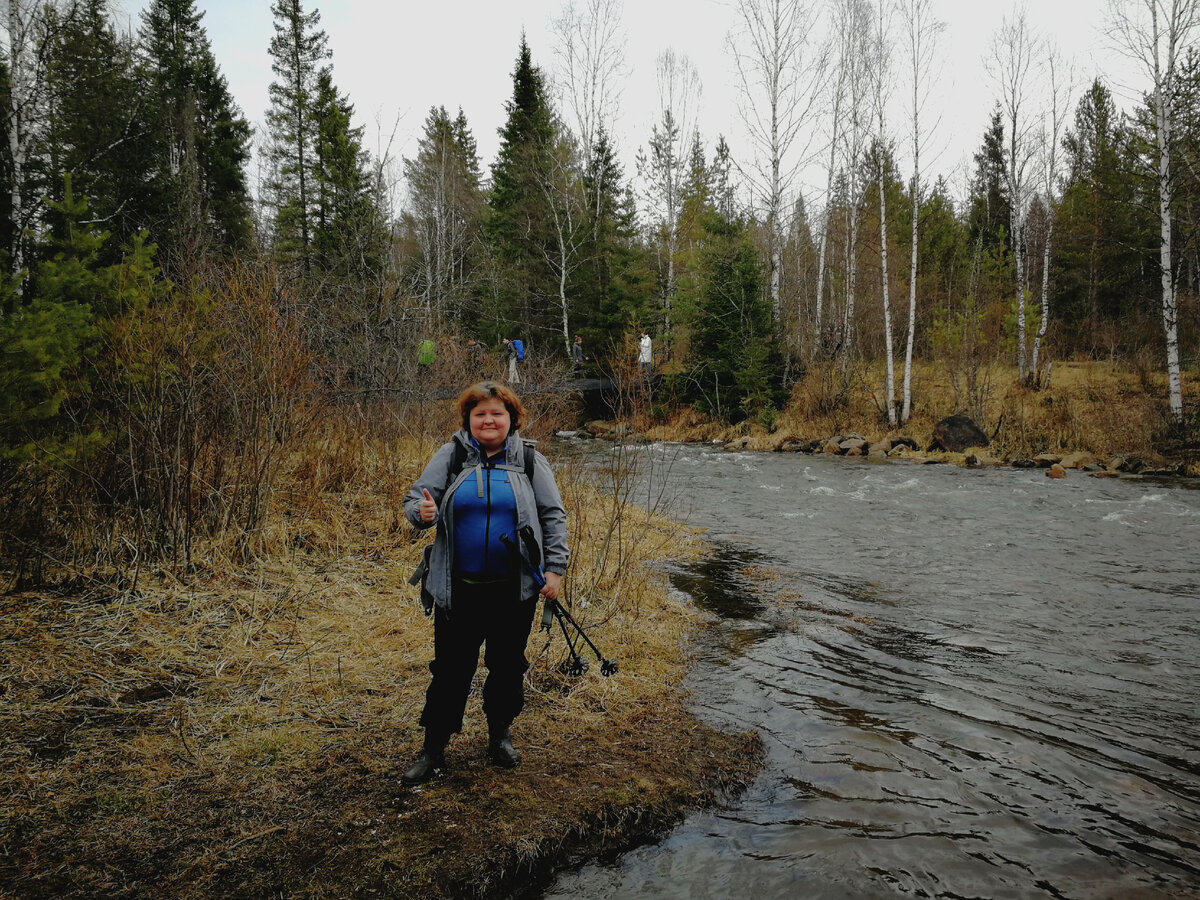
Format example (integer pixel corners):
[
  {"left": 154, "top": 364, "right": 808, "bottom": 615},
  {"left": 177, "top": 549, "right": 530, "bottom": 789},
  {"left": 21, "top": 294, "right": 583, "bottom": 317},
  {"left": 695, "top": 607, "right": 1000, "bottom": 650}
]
[
  {"left": 571, "top": 127, "right": 652, "bottom": 342},
  {"left": 311, "top": 67, "right": 383, "bottom": 280},
  {"left": 266, "top": 0, "right": 330, "bottom": 276},
  {"left": 401, "top": 105, "right": 485, "bottom": 318},
  {"left": 967, "top": 108, "right": 1011, "bottom": 253},
  {"left": 486, "top": 37, "right": 559, "bottom": 338},
  {"left": 42, "top": 0, "right": 147, "bottom": 261},
  {"left": 139, "top": 0, "right": 252, "bottom": 265},
  {"left": 1, "top": 176, "right": 156, "bottom": 462},
  {"left": 1054, "top": 79, "right": 1150, "bottom": 342},
  {"left": 688, "top": 208, "right": 783, "bottom": 424}
]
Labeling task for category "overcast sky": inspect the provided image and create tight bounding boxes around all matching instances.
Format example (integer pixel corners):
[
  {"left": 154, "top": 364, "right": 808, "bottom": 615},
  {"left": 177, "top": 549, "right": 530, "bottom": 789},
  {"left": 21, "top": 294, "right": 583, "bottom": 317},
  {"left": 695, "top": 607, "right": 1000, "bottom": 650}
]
[{"left": 113, "top": 0, "right": 1143, "bottom": 214}]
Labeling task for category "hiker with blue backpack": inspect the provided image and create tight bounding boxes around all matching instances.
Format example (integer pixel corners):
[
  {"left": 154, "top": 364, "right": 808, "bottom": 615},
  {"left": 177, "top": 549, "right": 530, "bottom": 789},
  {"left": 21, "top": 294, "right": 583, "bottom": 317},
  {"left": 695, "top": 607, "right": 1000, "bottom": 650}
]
[
  {"left": 502, "top": 337, "right": 524, "bottom": 383},
  {"left": 401, "top": 381, "right": 568, "bottom": 785}
]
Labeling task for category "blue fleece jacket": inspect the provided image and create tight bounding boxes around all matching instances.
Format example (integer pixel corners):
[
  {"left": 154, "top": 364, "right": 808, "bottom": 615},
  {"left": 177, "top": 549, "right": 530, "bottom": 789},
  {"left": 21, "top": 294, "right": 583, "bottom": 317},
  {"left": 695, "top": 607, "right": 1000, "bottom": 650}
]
[{"left": 451, "top": 449, "right": 517, "bottom": 578}]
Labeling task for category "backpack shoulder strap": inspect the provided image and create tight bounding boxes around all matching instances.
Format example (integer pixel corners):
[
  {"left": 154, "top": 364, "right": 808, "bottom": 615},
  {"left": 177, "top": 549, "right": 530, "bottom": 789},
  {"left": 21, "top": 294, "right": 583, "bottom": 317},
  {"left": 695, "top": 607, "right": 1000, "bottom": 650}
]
[
  {"left": 521, "top": 440, "right": 536, "bottom": 481},
  {"left": 449, "top": 438, "right": 535, "bottom": 483},
  {"left": 448, "top": 441, "right": 468, "bottom": 487}
]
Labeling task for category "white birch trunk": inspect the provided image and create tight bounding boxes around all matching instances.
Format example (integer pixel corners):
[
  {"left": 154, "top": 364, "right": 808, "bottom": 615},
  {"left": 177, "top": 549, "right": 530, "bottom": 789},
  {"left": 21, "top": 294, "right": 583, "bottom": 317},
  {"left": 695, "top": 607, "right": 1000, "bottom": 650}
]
[
  {"left": 559, "top": 226, "right": 572, "bottom": 356},
  {"left": 1031, "top": 217, "right": 1052, "bottom": 378},
  {"left": 900, "top": 0, "right": 941, "bottom": 423},
  {"left": 813, "top": 108, "right": 841, "bottom": 357},
  {"left": 1030, "top": 47, "right": 1070, "bottom": 384},
  {"left": 1151, "top": 8, "right": 1183, "bottom": 421},
  {"left": 6, "top": 0, "right": 30, "bottom": 297},
  {"left": 1012, "top": 207, "right": 1028, "bottom": 381},
  {"left": 843, "top": 200, "right": 858, "bottom": 368},
  {"left": 878, "top": 165, "right": 895, "bottom": 424},
  {"left": 874, "top": 0, "right": 895, "bottom": 423},
  {"left": 902, "top": 162, "right": 917, "bottom": 421},
  {"left": 770, "top": 147, "right": 782, "bottom": 322}
]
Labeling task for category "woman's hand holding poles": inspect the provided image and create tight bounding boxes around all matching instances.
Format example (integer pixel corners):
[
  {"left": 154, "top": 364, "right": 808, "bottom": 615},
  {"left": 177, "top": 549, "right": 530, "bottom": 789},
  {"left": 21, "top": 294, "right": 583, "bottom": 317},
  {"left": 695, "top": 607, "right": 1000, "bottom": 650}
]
[{"left": 540, "top": 571, "right": 562, "bottom": 601}]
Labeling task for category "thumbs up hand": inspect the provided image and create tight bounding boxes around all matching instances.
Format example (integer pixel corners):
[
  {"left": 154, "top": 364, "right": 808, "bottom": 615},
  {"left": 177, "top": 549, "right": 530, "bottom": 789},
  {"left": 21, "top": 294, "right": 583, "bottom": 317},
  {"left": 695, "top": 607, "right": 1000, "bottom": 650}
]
[{"left": 419, "top": 488, "right": 437, "bottom": 523}]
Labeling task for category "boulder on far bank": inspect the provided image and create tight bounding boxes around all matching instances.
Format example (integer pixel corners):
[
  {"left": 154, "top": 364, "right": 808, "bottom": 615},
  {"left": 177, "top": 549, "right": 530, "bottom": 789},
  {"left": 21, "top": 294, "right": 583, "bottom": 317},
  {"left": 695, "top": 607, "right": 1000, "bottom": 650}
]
[
  {"left": 929, "top": 415, "right": 989, "bottom": 453},
  {"left": 1060, "top": 451, "right": 1099, "bottom": 469}
]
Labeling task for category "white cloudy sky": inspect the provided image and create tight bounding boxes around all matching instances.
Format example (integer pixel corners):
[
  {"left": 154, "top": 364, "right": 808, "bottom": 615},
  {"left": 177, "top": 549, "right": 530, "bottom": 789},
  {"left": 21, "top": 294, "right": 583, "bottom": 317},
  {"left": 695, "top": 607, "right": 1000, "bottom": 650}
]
[{"left": 113, "top": 0, "right": 1145, "bottom": 213}]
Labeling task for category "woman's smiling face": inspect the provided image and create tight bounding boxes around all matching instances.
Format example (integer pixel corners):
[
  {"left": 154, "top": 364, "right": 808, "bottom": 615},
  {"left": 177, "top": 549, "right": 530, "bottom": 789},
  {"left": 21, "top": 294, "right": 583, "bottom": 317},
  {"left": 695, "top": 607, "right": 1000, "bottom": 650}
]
[{"left": 469, "top": 398, "right": 511, "bottom": 453}]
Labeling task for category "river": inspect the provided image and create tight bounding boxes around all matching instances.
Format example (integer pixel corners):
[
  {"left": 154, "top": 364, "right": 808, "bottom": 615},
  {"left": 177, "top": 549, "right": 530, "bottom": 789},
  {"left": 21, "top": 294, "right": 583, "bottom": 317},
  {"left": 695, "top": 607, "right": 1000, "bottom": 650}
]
[{"left": 543, "top": 442, "right": 1200, "bottom": 899}]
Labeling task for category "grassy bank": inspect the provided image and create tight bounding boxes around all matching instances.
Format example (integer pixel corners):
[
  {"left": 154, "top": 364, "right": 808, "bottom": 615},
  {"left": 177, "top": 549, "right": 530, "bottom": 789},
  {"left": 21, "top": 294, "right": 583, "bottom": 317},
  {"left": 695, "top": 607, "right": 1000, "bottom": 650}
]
[
  {"left": 1, "top": 414, "right": 761, "bottom": 899},
  {"left": 642, "top": 360, "right": 1200, "bottom": 474}
]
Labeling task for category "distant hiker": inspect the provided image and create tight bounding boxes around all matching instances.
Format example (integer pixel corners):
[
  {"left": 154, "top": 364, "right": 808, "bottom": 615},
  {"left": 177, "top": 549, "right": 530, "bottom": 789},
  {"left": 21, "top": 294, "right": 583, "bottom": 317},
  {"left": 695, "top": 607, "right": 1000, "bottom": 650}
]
[
  {"left": 418, "top": 338, "right": 435, "bottom": 369},
  {"left": 638, "top": 331, "right": 652, "bottom": 378},
  {"left": 571, "top": 336, "right": 585, "bottom": 376},
  {"left": 502, "top": 337, "right": 523, "bottom": 384},
  {"left": 402, "top": 381, "right": 568, "bottom": 785},
  {"left": 466, "top": 338, "right": 488, "bottom": 368}
]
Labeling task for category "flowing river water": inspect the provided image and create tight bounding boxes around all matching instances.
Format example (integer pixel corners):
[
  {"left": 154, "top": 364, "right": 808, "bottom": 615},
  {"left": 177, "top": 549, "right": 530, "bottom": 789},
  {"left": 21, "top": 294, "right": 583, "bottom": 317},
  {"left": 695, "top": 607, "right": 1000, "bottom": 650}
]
[{"left": 543, "top": 442, "right": 1200, "bottom": 899}]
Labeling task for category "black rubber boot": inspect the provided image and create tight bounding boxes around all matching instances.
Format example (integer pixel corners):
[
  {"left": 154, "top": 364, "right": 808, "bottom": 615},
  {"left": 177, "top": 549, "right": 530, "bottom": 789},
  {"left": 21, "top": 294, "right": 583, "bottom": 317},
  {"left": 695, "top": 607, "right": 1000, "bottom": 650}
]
[
  {"left": 401, "top": 736, "right": 446, "bottom": 786},
  {"left": 487, "top": 724, "right": 521, "bottom": 769}
]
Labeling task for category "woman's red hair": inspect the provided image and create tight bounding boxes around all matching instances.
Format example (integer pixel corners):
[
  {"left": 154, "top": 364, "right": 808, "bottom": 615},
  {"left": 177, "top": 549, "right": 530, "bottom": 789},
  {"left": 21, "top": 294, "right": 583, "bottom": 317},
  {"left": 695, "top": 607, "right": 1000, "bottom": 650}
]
[{"left": 456, "top": 381, "right": 526, "bottom": 432}]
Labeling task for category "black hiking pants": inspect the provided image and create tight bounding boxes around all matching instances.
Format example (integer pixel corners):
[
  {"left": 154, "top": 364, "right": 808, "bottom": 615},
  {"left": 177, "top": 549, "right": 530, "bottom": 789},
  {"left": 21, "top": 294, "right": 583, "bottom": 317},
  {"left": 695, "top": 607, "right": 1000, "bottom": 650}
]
[{"left": 418, "top": 576, "right": 538, "bottom": 740}]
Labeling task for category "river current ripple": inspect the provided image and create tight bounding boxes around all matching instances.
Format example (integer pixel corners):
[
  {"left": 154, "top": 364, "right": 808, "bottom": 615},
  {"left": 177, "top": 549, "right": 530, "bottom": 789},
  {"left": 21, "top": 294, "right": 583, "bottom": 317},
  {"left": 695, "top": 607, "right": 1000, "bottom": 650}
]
[{"left": 544, "top": 443, "right": 1200, "bottom": 899}]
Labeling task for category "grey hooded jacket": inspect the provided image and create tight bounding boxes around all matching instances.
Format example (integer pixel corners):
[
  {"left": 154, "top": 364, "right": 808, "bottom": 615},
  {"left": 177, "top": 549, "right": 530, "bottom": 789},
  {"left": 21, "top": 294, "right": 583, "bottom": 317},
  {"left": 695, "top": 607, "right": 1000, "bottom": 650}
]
[{"left": 405, "top": 429, "right": 568, "bottom": 612}]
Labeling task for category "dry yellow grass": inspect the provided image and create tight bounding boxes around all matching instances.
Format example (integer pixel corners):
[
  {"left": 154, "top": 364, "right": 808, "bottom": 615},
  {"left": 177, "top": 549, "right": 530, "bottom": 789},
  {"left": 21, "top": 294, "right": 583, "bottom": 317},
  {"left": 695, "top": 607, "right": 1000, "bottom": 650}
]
[
  {"left": 1, "top": 411, "right": 759, "bottom": 899},
  {"left": 642, "top": 360, "right": 1199, "bottom": 474}
]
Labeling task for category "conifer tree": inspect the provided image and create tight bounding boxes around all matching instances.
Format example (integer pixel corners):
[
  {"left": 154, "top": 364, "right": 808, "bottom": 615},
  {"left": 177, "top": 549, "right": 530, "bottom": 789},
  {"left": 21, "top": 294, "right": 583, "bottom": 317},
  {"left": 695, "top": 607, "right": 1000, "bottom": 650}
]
[
  {"left": 265, "top": 0, "right": 329, "bottom": 276},
  {"left": 41, "top": 0, "right": 145, "bottom": 260},
  {"left": 0, "top": 176, "right": 156, "bottom": 462},
  {"left": 311, "top": 67, "right": 383, "bottom": 280},
  {"left": 139, "top": 0, "right": 252, "bottom": 266},
  {"left": 688, "top": 208, "right": 783, "bottom": 424},
  {"left": 571, "top": 126, "right": 651, "bottom": 341},
  {"left": 1054, "top": 79, "right": 1149, "bottom": 344},
  {"left": 401, "top": 105, "right": 485, "bottom": 318},
  {"left": 486, "top": 36, "right": 560, "bottom": 338},
  {"left": 967, "top": 108, "right": 1011, "bottom": 256}
]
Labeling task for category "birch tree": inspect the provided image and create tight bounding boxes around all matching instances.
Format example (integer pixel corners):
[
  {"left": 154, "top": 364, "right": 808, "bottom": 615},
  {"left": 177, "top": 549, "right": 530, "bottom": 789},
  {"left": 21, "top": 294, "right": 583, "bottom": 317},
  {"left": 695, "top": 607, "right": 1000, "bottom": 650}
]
[
  {"left": 1107, "top": 0, "right": 1199, "bottom": 423},
  {"left": 835, "top": 0, "right": 874, "bottom": 367},
  {"left": 551, "top": 0, "right": 626, "bottom": 222},
  {"left": 2, "top": 0, "right": 76, "bottom": 300},
  {"left": 728, "top": 0, "right": 827, "bottom": 324},
  {"left": 812, "top": 1, "right": 851, "bottom": 359},
  {"left": 898, "top": 0, "right": 942, "bottom": 422},
  {"left": 638, "top": 48, "right": 701, "bottom": 341},
  {"left": 537, "top": 129, "right": 586, "bottom": 355},
  {"left": 988, "top": 11, "right": 1040, "bottom": 382},
  {"left": 1029, "top": 45, "right": 1072, "bottom": 384},
  {"left": 871, "top": 0, "right": 897, "bottom": 423}
]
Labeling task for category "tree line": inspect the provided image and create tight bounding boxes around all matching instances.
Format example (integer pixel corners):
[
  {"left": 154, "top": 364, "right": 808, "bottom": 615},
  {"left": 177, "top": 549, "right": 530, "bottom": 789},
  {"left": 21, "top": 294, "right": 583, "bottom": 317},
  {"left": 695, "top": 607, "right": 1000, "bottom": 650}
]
[{"left": 0, "top": 0, "right": 1197, "bottom": 570}]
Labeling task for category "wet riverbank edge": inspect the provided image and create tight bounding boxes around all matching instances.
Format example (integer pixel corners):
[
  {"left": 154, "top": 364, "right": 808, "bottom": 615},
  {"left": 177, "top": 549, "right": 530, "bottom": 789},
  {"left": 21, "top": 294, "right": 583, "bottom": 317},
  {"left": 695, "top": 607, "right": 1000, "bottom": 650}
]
[
  {"left": 574, "top": 420, "right": 1200, "bottom": 480},
  {"left": 1, "top": 468, "right": 764, "bottom": 899}
]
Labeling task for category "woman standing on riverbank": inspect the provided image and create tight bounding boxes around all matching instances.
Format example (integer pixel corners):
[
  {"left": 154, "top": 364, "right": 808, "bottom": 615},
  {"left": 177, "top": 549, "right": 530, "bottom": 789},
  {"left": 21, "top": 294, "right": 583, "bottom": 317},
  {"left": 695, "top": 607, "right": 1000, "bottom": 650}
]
[{"left": 402, "top": 382, "right": 568, "bottom": 785}]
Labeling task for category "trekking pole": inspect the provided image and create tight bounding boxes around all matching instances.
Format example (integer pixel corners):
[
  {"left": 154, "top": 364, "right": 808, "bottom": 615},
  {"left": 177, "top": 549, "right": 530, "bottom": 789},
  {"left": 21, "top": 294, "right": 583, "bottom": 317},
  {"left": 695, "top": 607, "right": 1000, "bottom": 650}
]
[{"left": 500, "top": 533, "right": 618, "bottom": 677}]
